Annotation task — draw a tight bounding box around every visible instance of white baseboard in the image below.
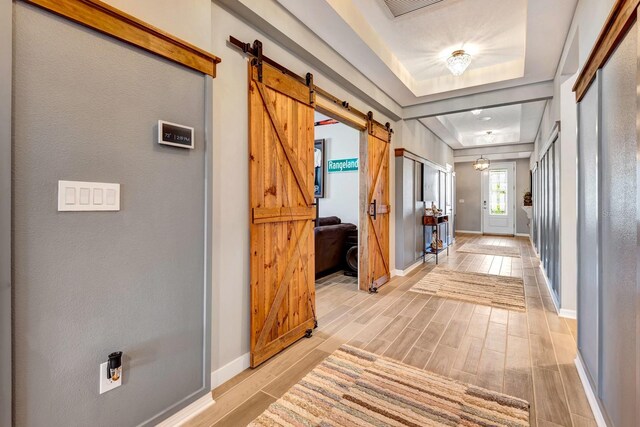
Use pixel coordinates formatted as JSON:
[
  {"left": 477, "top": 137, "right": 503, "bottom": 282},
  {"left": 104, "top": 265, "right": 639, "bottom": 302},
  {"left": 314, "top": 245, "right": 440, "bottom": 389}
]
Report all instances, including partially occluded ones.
[
  {"left": 155, "top": 393, "right": 215, "bottom": 427},
  {"left": 211, "top": 352, "right": 251, "bottom": 389},
  {"left": 455, "top": 230, "right": 481, "bottom": 234},
  {"left": 559, "top": 308, "right": 577, "bottom": 319},
  {"left": 538, "top": 265, "right": 560, "bottom": 313},
  {"left": 515, "top": 232, "right": 530, "bottom": 237},
  {"left": 575, "top": 356, "right": 607, "bottom": 427},
  {"left": 538, "top": 265, "right": 577, "bottom": 319},
  {"left": 394, "top": 260, "right": 423, "bottom": 277}
]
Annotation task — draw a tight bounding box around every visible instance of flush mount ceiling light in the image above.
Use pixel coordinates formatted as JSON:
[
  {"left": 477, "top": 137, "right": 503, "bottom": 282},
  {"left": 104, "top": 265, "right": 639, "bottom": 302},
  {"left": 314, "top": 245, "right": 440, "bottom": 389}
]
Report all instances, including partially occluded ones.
[
  {"left": 483, "top": 131, "right": 495, "bottom": 144},
  {"left": 479, "top": 116, "right": 492, "bottom": 121},
  {"left": 446, "top": 50, "right": 471, "bottom": 76},
  {"left": 471, "top": 109, "right": 483, "bottom": 115},
  {"left": 473, "top": 155, "right": 490, "bottom": 171}
]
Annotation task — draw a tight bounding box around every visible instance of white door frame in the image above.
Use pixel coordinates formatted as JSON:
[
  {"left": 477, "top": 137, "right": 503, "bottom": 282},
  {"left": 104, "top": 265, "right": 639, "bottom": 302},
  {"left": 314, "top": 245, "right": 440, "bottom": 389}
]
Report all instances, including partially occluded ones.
[{"left": 481, "top": 161, "right": 516, "bottom": 235}]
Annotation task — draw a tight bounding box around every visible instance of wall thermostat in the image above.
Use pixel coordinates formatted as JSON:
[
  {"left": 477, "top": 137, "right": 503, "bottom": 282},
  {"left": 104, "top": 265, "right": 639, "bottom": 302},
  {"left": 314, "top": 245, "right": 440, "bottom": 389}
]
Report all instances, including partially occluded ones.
[{"left": 158, "top": 120, "right": 194, "bottom": 149}]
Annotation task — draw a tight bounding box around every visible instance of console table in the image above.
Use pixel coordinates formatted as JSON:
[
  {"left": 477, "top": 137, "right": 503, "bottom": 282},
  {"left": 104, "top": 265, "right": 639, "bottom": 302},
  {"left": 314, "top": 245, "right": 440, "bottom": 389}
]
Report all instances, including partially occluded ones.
[{"left": 423, "top": 214, "right": 449, "bottom": 264}]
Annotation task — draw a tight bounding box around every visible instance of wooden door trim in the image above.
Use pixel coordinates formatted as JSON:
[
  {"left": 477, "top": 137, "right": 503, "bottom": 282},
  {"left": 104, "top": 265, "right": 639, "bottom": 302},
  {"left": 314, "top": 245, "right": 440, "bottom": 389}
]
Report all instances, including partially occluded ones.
[
  {"left": 255, "top": 81, "right": 313, "bottom": 206},
  {"left": 24, "top": 0, "right": 221, "bottom": 77},
  {"left": 573, "top": 0, "right": 640, "bottom": 101}
]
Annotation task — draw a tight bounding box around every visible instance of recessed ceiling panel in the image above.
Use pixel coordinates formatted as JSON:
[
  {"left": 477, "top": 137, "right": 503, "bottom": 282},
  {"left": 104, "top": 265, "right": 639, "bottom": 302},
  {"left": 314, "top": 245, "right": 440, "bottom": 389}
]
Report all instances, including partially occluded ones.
[
  {"left": 431, "top": 101, "right": 546, "bottom": 148},
  {"left": 383, "top": 0, "right": 446, "bottom": 17}
]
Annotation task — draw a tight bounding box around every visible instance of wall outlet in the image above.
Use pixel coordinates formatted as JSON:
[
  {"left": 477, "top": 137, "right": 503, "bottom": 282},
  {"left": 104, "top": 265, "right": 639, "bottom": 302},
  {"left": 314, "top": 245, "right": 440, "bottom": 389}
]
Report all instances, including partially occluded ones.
[
  {"left": 99, "top": 361, "right": 121, "bottom": 394},
  {"left": 459, "top": 199, "right": 465, "bottom": 203}
]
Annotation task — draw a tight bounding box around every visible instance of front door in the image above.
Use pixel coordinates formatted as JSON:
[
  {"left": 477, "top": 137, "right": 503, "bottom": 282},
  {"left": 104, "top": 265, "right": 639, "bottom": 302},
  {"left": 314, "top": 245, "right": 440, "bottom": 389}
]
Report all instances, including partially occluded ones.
[{"left": 482, "top": 162, "right": 516, "bottom": 235}]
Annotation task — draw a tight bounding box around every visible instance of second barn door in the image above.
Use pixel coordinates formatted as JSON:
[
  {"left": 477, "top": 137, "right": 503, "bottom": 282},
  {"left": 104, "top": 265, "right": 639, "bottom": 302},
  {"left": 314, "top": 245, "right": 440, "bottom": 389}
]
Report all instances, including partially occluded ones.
[
  {"left": 363, "top": 119, "right": 391, "bottom": 291},
  {"left": 249, "top": 61, "right": 316, "bottom": 367}
]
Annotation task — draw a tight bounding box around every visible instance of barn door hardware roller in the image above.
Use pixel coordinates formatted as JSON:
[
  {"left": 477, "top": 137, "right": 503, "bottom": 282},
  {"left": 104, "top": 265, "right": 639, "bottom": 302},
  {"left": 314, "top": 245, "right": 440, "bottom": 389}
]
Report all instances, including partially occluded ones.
[
  {"left": 228, "top": 36, "right": 393, "bottom": 131},
  {"left": 306, "top": 72, "right": 316, "bottom": 105}
]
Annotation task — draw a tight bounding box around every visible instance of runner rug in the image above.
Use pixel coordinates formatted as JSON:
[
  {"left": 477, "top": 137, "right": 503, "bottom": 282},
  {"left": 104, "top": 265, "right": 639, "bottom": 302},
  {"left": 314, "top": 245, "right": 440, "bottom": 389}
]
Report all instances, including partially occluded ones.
[
  {"left": 249, "top": 345, "right": 530, "bottom": 426},
  {"left": 409, "top": 265, "right": 526, "bottom": 311},
  {"left": 456, "top": 243, "right": 521, "bottom": 258}
]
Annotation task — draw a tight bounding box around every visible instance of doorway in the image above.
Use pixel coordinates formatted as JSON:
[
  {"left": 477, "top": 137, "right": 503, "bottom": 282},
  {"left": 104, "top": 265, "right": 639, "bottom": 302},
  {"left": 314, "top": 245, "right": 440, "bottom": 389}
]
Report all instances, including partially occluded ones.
[
  {"left": 481, "top": 161, "right": 516, "bottom": 235},
  {"left": 313, "top": 112, "right": 360, "bottom": 293}
]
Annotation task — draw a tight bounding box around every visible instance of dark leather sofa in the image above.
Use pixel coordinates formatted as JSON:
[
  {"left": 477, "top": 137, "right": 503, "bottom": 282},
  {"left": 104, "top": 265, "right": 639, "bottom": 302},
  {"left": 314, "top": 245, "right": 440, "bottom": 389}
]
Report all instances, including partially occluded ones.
[{"left": 314, "top": 216, "right": 357, "bottom": 277}]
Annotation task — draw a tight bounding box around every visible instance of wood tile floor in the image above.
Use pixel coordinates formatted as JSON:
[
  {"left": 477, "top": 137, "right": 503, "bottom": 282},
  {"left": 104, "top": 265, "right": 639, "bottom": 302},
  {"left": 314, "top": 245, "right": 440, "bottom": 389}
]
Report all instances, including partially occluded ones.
[{"left": 187, "top": 234, "right": 594, "bottom": 427}]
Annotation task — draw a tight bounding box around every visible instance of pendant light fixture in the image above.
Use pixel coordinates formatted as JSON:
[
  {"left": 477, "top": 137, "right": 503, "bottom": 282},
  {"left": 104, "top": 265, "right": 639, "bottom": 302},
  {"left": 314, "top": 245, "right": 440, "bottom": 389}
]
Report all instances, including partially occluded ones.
[
  {"left": 473, "top": 155, "right": 490, "bottom": 171},
  {"left": 446, "top": 50, "right": 471, "bottom": 76}
]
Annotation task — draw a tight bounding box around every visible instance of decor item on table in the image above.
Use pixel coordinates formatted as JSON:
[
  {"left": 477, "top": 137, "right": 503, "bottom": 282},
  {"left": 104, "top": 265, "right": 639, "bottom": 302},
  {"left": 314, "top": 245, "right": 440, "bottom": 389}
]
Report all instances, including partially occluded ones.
[
  {"left": 430, "top": 230, "right": 443, "bottom": 250},
  {"left": 456, "top": 243, "right": 521, "bottom": 258},
  {"left": 425, "top": 208, "right": 434, "bottom": 216},
  {"left": 250, "top": 345, "right": 530, "bottom": 427},
  {"left": 431, "top": 239, "right": 443, "bottom": 250},
  {"left": 314, "top": 139, "right": 325, "bottom": 198},
  {"left": 430, "top": 201, "right": 442, "bottom": 215},
  {"left": 446, "top": 49, "right": 472, "bottom": 76},
  {"left": 410, "top": 265, "right": 527, "bottom": 311},
  {"left": 473, "top": 154, "right": 490, "bottom": 171},
  {"left": 523, "top": 191, "right": 532, "bottom": 206}
]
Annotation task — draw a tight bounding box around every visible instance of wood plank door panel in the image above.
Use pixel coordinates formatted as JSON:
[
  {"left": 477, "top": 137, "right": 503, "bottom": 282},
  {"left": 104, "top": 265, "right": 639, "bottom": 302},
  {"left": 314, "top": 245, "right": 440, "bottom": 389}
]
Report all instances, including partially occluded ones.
[
  {"left": 249, "top": 62, "right": 316, "bottom": 367},
  {"left": 366, "top": 121, "right": 391, "bottom": 291}
]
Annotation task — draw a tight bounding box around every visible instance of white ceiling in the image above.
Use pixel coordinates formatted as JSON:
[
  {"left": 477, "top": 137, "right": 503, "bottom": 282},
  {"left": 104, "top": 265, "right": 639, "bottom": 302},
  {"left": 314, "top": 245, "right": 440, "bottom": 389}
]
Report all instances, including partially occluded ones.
[
  {"left": 354, "top": 0, "right": 527, "bottom": 93},
  {"left": 420, "top": 101, "right": 546, "bottom": 149},
  {"left": 277, "top": 0, "right": 577, "bottom": 105}
]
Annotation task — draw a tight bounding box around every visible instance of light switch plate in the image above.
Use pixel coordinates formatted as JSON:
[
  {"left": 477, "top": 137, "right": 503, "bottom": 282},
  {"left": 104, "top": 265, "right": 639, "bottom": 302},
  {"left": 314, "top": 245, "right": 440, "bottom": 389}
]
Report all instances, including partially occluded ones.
[
  {"left": 459, "top": 199, "right": 465, "bottom": 203},
  {"left": 99, "top": 361, "right": 121, "bottom": 394},
  {"left": 58, "top": 181, "right": 120, "bottom": 211}
]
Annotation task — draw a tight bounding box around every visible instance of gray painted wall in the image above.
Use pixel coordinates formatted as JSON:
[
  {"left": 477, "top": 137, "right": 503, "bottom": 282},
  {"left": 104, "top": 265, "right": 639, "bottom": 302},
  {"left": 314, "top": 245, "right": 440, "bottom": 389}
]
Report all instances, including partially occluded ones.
[
  {"left": 577, "top": 73, "right": 601, "bottom": 393},
  {"left": 13, "top": 4, "right": 210, "bottom": 426},
  {"left": 454, "top": 159, "right": 530, "bottom": 235},
  {"left": 394, "top": 156, "right": 424, "bottom": 270},
  {"left": 577, "top": 20, "right": 639, "bottom": 427},
  {"left": 0, "top": 0, "right": 11, "bottom": 425},
  {"left": 599, "top": 23, "right": 637, "bottom": 426},
  {"left": 455, "top": 163, "right": 483, "bottom": 232}
]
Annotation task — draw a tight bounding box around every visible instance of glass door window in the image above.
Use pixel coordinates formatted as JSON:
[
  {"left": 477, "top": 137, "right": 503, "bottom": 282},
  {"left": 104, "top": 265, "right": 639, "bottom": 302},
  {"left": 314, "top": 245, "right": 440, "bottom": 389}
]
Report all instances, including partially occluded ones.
[{"left": 489, "top": 169, "right": 508, "bottom": 215}]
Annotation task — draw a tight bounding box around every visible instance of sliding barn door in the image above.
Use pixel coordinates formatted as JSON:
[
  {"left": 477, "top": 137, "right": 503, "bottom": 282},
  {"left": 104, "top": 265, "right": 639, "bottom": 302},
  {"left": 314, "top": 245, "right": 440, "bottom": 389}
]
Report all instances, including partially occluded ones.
[
  {"left": 365, "top": 120, "right": 391, "bottom": 291},
  {"left": 249, "top": 62, "right": 316, "bottom": 367}
]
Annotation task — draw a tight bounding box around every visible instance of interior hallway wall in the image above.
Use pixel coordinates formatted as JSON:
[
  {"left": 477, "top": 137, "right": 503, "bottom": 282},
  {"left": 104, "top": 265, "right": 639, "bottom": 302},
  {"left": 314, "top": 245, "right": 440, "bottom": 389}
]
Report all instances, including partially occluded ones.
[
  {"left": 12, "top": 4, "right": 210, "bottom": 425},
  {"left": 558, "top": 73, "right": 578, "bottom": 314},
  {"left": 314, "top": 113, "right": 360, "bottom": 226},
  {"left": 454, "top": 159, "right": 530, "bottom": 235},
  {"left": 454, "top": 163, "right": 482, "bottom": 232},
  {"left": 399, "top": 120, "right": 454, "bottom": 168}
]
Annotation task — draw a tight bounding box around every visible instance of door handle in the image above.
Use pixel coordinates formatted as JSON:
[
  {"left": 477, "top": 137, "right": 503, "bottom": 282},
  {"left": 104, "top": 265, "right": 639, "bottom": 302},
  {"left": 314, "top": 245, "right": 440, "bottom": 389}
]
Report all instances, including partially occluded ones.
[{"left": 369, "top": 199, "right": 377, "bottom": 219}]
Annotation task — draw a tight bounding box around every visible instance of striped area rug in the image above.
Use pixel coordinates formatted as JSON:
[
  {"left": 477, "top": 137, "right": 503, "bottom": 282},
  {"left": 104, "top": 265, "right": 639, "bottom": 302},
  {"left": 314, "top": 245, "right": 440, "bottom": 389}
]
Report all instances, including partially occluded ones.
[
  {"left": 456, "top": 243, "right": 521, "bottom": 258},
  {"left": 250, "top": 345, "right": 530, "bottom": 426},
  {"left": 410, "top": 266, "right": 526, "bottom": 311}
]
